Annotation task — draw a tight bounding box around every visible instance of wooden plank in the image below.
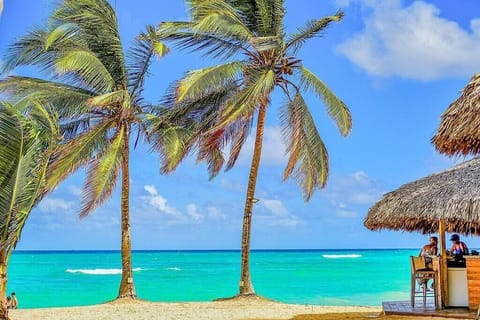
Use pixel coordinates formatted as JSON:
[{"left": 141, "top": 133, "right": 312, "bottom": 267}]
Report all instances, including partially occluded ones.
[{"left": 383, "top": 300, "right": 475, "bottom": 319}]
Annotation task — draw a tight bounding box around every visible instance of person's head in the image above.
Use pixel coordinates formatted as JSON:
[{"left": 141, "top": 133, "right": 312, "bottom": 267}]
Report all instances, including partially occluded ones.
[
  {"left": 10, "top": 292, "right": 15, "bottom": 296},
  {"left": 6, "top": 296, "right": 11, "bottom": 302},
  {"left": 450, "top": 234, "right": 460, "bottom": 243},
  {"left": 429, "top": 236, "right": 438, "bottom": 245}
]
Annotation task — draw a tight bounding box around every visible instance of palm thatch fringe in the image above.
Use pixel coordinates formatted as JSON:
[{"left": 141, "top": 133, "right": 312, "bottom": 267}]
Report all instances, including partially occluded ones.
[
  {"left": 432, "top": 73, "right": 480, "bottom": 156},
  {"left": 364, "top": 157, "right": 480, "bottom": 235}
]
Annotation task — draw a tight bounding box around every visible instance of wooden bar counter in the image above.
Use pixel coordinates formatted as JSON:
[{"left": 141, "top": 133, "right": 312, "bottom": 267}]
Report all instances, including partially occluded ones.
[{"left": 465, "top": 256, "right": 480, "bottom": 310}]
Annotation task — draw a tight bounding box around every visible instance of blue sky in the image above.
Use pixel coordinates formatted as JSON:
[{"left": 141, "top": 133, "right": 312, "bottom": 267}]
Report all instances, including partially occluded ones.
[{"left": 1, "top": 0, "right": 479, "bottom": 250}]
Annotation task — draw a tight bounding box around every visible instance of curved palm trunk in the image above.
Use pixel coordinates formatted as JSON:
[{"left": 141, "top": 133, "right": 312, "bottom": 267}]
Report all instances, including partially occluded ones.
[
  {"left": 0, "top": 251, "right": 8, "bottom": 320},
  {"left": 239, "top": 99, "right": 268, "bottom": 296},
  {"left": 117, "top": 127, "right": 136, "bottom": 299}
]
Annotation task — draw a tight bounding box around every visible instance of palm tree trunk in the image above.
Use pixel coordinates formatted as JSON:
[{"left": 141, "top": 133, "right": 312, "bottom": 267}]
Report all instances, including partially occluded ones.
[
  {"left": 239, "top": 99, "right": 268, "bottom": 296},
  {"left": 117, "top": 127, "right": 136, "bottom": 299},
  {"left": 0, "top": 250, "right": 9, "bottom": 320}
]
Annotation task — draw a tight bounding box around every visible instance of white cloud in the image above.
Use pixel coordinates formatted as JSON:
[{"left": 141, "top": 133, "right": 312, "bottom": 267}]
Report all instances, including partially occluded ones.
[
  {"left": 68, "top": 185, "right": 83, "bottom": 197},
  {"left": 140, "top": 185, "right": 228, "bottom": 224},
  {"left": 220, "top": 178, "right": 244, "bottom": 192},
  {"left": 144, "top": 184, "right": 158, "bottom": 196},
  {"left": 337, "top": 0, "right": 480, "bottom": 80},
  {"left": 327, "top": 170, "right": 383, "bottom": 205},
  {"left": 37, "top": 197, "right": 73, "bottom": 213},
  {"left": 238, "top": 126, "right": 287, "bottom": 166},
  {"left": 0, "top": 0, "right": 3, "bottom": 17},
  {"left": 186, "top": 204, "right": 204, "bottom": 221},
  {"left": 336, "top": 208, "right": 359, "bottom": 218},
  {"left": 256, "top": 199, "right": 303, "bottom": 228},
  {"left": 258, "top": 214, "right": 302, "bottom": 228},
  {"left": 140, "top": 185, "right": 182, "bottom": 219},
  {"left": 261, "top": 199, "right": 289, "bottom": 217},
  {"left": 207, "top": 206, "right": 226, "bottom": 220}
]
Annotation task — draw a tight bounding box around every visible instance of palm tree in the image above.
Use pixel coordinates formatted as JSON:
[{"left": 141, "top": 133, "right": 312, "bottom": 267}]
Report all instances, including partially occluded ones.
[
  {"left": 159, "top": 0, "right": 352, "bottom": 296},
  {"left": 0, "top": 0, "right": 175, "bottom": 299},
  {"left": 0, "top": 100, "right": 59, "bottom": 320}
]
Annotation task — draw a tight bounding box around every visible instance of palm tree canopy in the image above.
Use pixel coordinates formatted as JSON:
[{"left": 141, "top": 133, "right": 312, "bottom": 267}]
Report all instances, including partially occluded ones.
[
  {"left": 0, "top": 0, "right": 174, "bottom": 217},
  {"left": 157, "top": 0, "right": 352, "bottom": 200},
  {"left": 365, "top": 157, "right": 480, "bottom": 236},
  {"left": 0, "top": 100, "right": 59, "bottom": 254},
  {"left": 432, "top": 73, "right": 480, "bottom": 156}
]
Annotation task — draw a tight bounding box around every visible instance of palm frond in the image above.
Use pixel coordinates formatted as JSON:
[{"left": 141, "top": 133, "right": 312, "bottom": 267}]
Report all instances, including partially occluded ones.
[
  {"left": 225, "top": 116, "right": 253, "bottom": 170},
  {"left": 249, "top": 36, "right": 282, "bottom": 52},
  {"left": 300, "top": 66, "right": 351, "bottom": 136},
  {"left": 1, "top": 29, "right": 59, "bottom": 74},
  {"left": 176, "top": 61, "right": 243, "bottom": 102},
  {"left": 214, "top": 67, "right": 275, "bottom": 130},
  {"left": 0, "top": 101, "right": 59, "bottom": 252},
  {"left": 154, "top": 124, "right": 195, "bottom": 174},
  {"left": 280, "top": 93, "right": 328, "bottom": 200},
  {"left": 60, "top": 118, "right": 91, "bottom": 141},
  {"left": 45, "top": 119, "right": 111, "bottom": 192},
  {"left": 254, "top": 0, "right": 284, "bottom": 36},
  {"left": 79, "top": 126, "right": 124, "bottom": 218},
  {"left": 55, "top": 50, "right": 115, "bottom": 92},
  {"left": 188, "top": 0, "right": 246, "bottom": 23},
  {"left": 52, "top": 0, "right": 127, "bottom": 85},
  {"left": 0, "top": 76, "right": 94, "bottom": 118},
  {"left": 128, "top": 25, "right": 169, "bottom": 99},
  {"left": 45, "top": 22, "right": 83, "bottom": 50},
  {"left": 193, "top": 12, "right": 252, "bottom": 42},
  {"left": 88, "top": 90, "right": 127, "bottom": 107},
  {"left": 197, "top": 128, "right": 227, "bottom": 178},
  {"left": 158, "top": 21, "right": 246, "bottom": 59},
  {"left": 286, "top": 12, "right": 344, "bottom": 54}
]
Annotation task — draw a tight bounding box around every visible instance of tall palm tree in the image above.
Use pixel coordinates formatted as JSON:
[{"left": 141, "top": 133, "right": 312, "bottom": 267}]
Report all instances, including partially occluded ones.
[
  {"left": 159, "top": 0, "right": 352, "bottom": 296},
  {"left": 0, "top": 100, "right": 59, "bottom": 320},
  {"left": 0, "top": 0, "right": 175, "bottom": 299}
]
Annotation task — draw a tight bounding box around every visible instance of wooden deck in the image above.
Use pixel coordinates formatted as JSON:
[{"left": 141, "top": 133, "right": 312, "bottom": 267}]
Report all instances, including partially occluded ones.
[{"left": 383, "top": 301, "right": 476, "bottom": 319}]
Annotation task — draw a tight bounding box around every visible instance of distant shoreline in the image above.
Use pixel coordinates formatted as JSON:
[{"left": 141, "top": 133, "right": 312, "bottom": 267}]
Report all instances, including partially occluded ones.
[{"left": 13, "top": 248, "right": 418, "bottom": 253}]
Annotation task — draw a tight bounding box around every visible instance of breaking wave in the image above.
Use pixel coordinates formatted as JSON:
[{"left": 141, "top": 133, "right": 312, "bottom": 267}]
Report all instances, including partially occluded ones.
[{"left": 66, "top": 267, "right": 143, "bottom": 275}]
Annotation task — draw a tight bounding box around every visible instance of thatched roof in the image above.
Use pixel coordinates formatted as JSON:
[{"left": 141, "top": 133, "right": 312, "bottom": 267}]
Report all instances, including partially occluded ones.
[
  {"left": 432, "top": 73, "right": 480, "bottom": 156},
  {"left": 364, "top": 157, "right": 480, "bottom": 235}
]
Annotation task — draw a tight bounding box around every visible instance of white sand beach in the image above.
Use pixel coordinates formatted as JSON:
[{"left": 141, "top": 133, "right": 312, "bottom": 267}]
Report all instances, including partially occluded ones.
[{"left": 8, "top": 298, "right": 382, "bottom": 320}]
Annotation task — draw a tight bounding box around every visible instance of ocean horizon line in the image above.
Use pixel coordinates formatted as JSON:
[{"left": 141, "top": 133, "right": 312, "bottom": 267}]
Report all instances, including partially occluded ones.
[{"left": 13, "top": 248, "right": 418, "bottom": 254}]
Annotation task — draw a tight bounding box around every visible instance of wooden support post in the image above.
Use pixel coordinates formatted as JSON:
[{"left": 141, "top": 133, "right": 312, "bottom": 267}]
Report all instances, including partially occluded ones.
[{"left": 439, "top": 219, "right": 448, "bottom": 308}]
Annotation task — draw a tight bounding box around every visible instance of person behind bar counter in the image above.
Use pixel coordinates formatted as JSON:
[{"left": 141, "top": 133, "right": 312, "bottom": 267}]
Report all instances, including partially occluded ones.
[{"left": 450, "top": 234, "right": 469, "bottom": 256}]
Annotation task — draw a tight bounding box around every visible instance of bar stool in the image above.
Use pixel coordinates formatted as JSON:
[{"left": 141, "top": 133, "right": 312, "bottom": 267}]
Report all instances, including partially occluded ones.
[{"left": 410, "top": 256, "right": 438, "bottom": 308}]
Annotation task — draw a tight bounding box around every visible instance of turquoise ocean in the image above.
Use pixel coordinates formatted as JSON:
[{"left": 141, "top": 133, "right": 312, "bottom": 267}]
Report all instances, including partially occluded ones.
[{"left": 8, "top": 249, "right": 418, "bottom": 309}]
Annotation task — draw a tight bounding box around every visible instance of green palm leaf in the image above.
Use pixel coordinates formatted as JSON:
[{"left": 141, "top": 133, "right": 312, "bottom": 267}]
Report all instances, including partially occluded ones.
[
  {"left": 51, "top": 0, "right": 126, "bottom": 84},
  {"left": 0, "top": 76, "right": 94, "bottom": 117},
  {"left": 177, "top": 61, "right": 243, "bottom": 102},
  {"left": 128, "top": 25, "right": 169, "bottom": 101},
  {"left": 1, "top": 29, "right": 59, "bottom": 74},
  {"left": 286, "top": 12, "right": 344, "bottom": 54},
  {"left": 88, "top": 90, "right": 127, "bottom": 107},
  {"left": 300, "top": 66, "right": 351, "bottom": 136},
  {"left": 55, "top": 50, "right": 115, "bottom": 92},
  {"left": 215, "top": 67, "right": 275, "bottom": 129},
  {"left": 45, "top": 23, "right": 82, "bottom": 50},
  {"left": 80, "top": 127, "right": 124, "bottom": 217},
  {"left": 45, "top": 120, "right": 111, "bottom": 192},
  {"left": 280, "top": 94, "right": 328, "bottom": 199},
  {"left": 0, "top": 101, "right": 59, "bottom": 253}
]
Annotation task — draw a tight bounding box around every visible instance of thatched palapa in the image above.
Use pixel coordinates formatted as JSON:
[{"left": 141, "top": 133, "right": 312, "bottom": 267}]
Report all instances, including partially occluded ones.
[
  {"left": 364, "top": 157, "right": 480, "bottom": 235},
  {"left": 432, "top": 73, "right": 480, "bottom": 156}
]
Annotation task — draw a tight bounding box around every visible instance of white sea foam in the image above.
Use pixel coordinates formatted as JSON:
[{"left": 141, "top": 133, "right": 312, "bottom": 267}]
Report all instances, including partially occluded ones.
[
  {"left": 322, "top": 254, "right": 362, "bottom": 259},
  {"left": 166, "top": 267, "right": 181, "bottom": 271},
  {"left": 66, "top": 267, "right": 143, "bottom": 275}
]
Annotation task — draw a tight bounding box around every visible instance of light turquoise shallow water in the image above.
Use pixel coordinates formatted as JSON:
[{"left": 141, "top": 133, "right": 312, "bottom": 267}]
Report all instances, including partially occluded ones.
[{"left": 7, "top": 249, "right": 417, "bottom": 309}]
